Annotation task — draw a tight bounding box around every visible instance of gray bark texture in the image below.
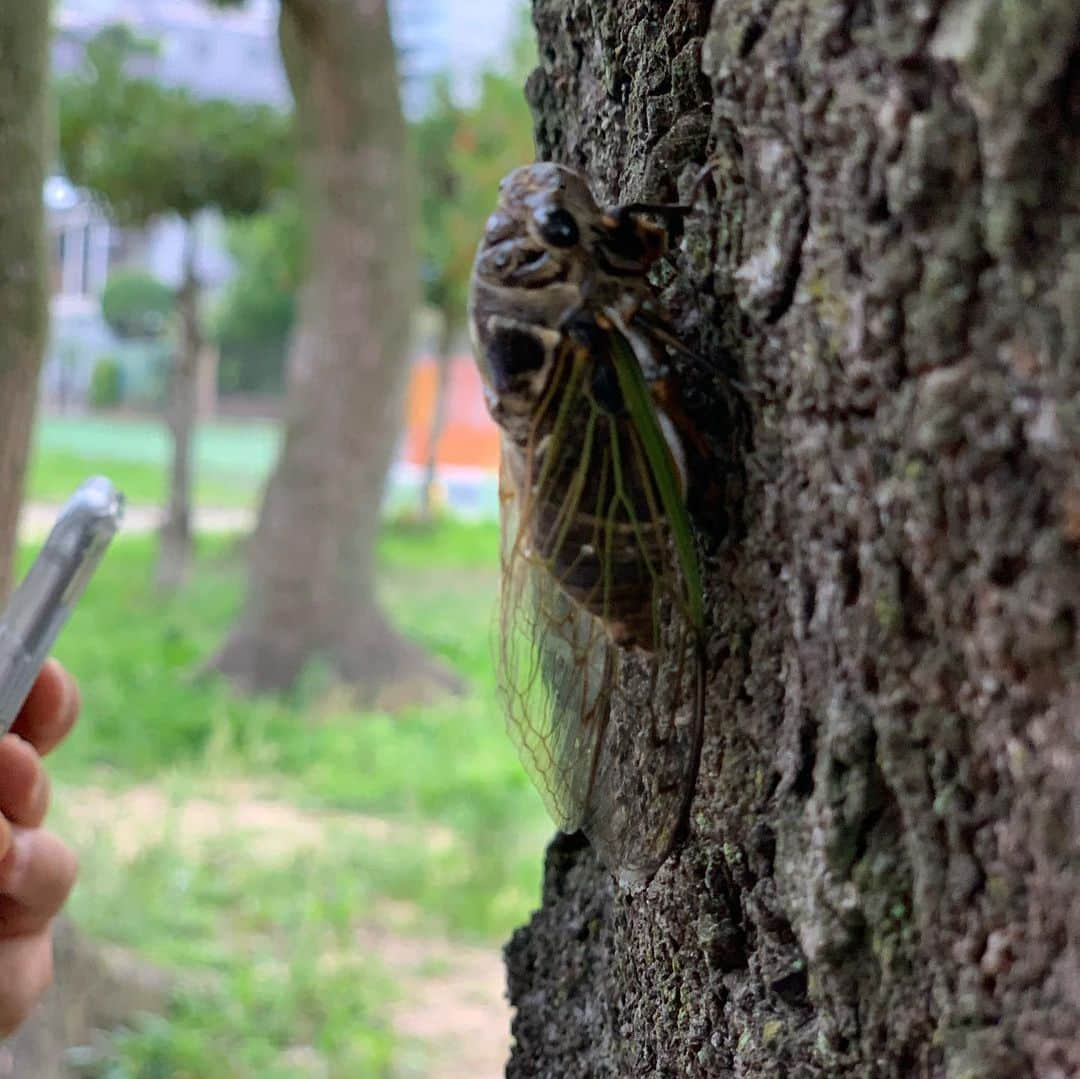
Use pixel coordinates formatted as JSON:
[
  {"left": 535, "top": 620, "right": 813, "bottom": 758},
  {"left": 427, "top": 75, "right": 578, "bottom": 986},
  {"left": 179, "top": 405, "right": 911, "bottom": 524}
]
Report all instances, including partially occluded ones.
[
  {"left": 0, "top": 2, "right": 48, "bottom": 600},
  {"left": 508, "top": 1, "right": 1080, "bottom": 1076}
]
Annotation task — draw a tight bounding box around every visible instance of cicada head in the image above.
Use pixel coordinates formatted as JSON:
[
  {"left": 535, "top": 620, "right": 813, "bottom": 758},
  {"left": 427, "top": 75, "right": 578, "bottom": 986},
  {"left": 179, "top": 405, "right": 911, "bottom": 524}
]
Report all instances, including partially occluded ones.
[{"left": 469, "top": 163, "right": 677, "bottom": 437}]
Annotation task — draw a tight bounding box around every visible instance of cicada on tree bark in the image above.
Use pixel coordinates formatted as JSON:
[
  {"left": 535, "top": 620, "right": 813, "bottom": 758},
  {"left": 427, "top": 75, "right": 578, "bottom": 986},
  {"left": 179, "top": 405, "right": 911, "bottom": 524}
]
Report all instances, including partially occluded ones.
[{"left": 469, "top": 163, "right": 712, "bottom": 883}]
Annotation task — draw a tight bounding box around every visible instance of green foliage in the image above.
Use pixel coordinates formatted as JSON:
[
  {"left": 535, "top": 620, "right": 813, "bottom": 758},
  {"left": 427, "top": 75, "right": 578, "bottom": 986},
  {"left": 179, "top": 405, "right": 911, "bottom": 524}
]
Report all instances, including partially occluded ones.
[
  {"left": 412, "top": 25, "right": 536, "bottom": 331},
  {"left": 210, "top": 198, "right": 303, "bottom": 396},
  {"left": 413, "top": 77, "right": 466, "bottom": 317},
  {"left": 57, "top": 26, "right": 293, "bottom": 226},
  {"left": 102, "top": 268, "right": 174, "bottom": 339},
  {"left": 88, "top": 355, "right": 124, "bottom": 409}
]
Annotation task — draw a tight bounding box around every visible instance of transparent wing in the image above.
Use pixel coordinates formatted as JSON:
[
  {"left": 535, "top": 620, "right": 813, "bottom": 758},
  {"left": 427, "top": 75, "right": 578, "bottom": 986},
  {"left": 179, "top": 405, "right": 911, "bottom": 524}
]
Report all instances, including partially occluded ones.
[
  {"left": 495, "top": 322, "right": 704, "bottom": 882},
  {"left": 497, "top": 449, "right": 612, "bottom": 833}
]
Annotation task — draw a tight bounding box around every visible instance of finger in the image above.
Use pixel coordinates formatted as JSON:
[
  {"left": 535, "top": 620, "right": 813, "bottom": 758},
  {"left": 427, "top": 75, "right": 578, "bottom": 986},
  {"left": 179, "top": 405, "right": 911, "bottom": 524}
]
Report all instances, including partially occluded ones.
[
  {"left": 0, "top": 931, "right": 53, "bottom": 1038},
  {"left": 11, "top": 659, "right": 81, "bottom": 757},
  {"left": 0, "top": 896, "right": 57, "bottom": 941},
  {"left": 0, "top": 737, "right": 48, "bottom": 828},
  {"left": 0, "top": 830, "right": 77, "bottom": 934}
]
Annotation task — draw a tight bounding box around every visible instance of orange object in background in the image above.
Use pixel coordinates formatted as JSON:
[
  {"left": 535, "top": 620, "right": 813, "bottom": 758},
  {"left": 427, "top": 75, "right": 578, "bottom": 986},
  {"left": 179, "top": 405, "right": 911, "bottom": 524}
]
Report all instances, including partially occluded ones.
[{"left": 403, "top": 355, "right": 500, "bottom": 471}]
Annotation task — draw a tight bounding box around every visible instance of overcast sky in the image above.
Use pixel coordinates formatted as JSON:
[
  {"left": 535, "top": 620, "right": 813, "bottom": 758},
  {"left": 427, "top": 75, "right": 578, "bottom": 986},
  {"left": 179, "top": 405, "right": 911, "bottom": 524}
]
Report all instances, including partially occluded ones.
[{"left": 393, "top": 0, "right": 527, "bottom": 110}]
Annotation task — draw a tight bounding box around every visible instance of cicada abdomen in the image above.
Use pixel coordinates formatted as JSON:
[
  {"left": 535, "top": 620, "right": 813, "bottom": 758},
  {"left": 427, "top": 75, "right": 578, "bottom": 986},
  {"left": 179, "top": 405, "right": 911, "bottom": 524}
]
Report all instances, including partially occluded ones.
[{"left": 469, "top": 163, "right": 707, "bottom": 881}]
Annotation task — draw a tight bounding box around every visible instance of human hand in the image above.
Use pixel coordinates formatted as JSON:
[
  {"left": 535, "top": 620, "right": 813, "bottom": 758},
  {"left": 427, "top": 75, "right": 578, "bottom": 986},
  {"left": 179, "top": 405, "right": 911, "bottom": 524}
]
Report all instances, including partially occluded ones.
[{"left": 0, "top": 660, "right": 80, "bottom": 1037}]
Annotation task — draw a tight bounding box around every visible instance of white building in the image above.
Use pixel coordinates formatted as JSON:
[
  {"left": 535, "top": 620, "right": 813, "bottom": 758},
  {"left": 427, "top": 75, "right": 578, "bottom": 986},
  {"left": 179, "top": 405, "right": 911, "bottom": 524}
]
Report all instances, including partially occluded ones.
[
  {"left": 52, "top": 0, "right": 524, "bottom": 116},
  {"left": 53, "top": 0, "right": 288, "bottom": 106}
]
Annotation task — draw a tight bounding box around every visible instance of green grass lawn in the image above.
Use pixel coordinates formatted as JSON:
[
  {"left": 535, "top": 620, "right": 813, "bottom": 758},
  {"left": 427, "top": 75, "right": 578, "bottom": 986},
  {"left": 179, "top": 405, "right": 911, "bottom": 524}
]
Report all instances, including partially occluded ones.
[
  {"left": 27, "top": 414, "right": 280, "bottom": 508},
  {"left": 26, "top": 519, "right": 550, "bottom": 1077}
]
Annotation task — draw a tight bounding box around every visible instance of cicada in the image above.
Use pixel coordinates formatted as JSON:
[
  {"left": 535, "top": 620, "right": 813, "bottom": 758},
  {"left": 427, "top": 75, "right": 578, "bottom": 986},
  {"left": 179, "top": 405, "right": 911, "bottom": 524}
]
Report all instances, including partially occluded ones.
[{"left": 468, "top": 162, "right": 708, "bottom": 883}]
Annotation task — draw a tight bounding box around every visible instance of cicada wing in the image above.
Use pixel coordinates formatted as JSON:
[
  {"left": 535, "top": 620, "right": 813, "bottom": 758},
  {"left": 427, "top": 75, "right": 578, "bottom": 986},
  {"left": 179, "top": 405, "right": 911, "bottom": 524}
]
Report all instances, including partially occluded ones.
[
  {"left": 575, "top": 615, "right": 704, "bottom": 885},
  {"left": 497, "top": 450, "right": 612, "bottom": 833},
  {"left": 495, "top": 316, "right": 706, "bottom": 883},
  {"left": 574, "top": 319, "right": 707, "bottom": 883}
]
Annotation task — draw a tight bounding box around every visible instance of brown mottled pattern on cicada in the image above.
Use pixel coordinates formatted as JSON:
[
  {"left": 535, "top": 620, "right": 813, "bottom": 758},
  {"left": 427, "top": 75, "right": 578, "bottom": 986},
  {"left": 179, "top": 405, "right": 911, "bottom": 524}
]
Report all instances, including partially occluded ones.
[
  {"left": 469, "top": 163, "right": 707, "bottom": 882},
  {"left": 524, "top": 351, "right": 675, "bottom": 651}
]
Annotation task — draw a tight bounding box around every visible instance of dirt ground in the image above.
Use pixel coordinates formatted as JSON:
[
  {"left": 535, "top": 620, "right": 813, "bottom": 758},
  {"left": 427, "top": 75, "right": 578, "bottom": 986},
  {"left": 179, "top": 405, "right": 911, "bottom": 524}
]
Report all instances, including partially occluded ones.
[{"left": 66, "top": 782, "right": 513, "bottom": 1078}]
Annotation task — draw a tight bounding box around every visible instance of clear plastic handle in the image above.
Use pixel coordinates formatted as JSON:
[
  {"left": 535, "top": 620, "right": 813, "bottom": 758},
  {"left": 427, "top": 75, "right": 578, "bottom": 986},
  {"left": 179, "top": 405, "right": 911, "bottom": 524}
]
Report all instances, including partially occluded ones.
[{"left": 0, "top": 477, "right": 124, "bottom": 733}]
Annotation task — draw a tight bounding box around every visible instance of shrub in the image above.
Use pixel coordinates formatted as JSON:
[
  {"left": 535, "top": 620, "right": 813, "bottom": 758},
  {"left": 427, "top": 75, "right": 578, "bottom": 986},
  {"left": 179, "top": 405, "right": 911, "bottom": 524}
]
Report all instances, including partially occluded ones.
[
  {"left": 102, "top": 269, "right": 174, "bottom": 340},
  {"left": 88, "top": 355, "right": 125, "bottom": 409}
]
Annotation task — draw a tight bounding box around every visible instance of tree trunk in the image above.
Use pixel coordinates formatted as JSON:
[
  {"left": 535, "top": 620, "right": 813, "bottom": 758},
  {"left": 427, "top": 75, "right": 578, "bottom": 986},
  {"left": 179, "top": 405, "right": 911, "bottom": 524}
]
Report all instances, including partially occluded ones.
[
  {"left": 210, "top": 0, "right": 458, "bottom": 697},
  {"left": 508, "top": 2, "right": 1080, "bottom": 1076},
  {"left": 10, "top": 917, "right": 172, "bottom": 1078},
  {"left": 418, "top": 312, "right": 455, "bottom": 523},
  {"left": 156, "top": 220, "right": 199, "bottom": 592},
  {"left": 0, "top": 2, "right": 49, "bottom": 601}
]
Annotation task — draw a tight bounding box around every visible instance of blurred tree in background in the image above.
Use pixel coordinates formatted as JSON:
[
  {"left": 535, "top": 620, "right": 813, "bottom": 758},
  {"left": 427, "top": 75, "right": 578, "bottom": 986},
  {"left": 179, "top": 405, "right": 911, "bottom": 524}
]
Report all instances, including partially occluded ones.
[
  {"left": 210, "top": 0, "right": 457, "bottom": 698},
  {"left": 411, "top": 32, "right": 535, "bottom": 518},
  {"left": 0, "top": 2, "right": 49, "bottom": 600},
  {"left": 210, "top": 196, "right": 302, "bottom": 398},
  {"left": 57, "top": 26, "right": 292, "bottom": 590},
  {"left": 208, "top": 23, "right": 536, "bottom": 431}
]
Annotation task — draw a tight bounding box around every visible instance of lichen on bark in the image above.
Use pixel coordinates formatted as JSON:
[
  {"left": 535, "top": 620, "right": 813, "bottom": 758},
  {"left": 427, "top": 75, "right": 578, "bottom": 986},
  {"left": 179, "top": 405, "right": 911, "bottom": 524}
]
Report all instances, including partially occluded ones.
[{"left": 508, "top": 1, "right": 1080, "bottom": 1075}]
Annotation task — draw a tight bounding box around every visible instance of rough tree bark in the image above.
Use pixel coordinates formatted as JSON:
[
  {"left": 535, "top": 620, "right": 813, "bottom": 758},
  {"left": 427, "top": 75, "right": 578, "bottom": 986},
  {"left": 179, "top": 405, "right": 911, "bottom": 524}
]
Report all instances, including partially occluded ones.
[
  {"left": 156, "top": 220, "right": 200, "bottom": 592},
  {"left": 508, "top": 1, "right": 1080, "bottom": 1076},
  {"left": 0, "top": 2, "right": 48, "bottom": 600},
  {"left": 211, "top": 0, "right": 457, "bottom": 696}
]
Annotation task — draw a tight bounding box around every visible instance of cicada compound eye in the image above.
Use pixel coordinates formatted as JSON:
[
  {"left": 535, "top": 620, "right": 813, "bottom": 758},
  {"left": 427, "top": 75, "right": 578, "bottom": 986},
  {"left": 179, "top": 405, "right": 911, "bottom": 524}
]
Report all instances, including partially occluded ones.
[{"left": 535, "top": 206, "right": 580, "bottom": 249}]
